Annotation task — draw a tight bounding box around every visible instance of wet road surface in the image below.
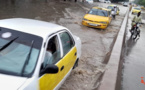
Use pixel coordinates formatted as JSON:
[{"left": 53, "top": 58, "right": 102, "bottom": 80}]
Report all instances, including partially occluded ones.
[
  {"left": 121, "top": 10, "right": 145, "bottom": 90},
  {"left": 0, "top": 1, "right": 127, "bottom": 89}
]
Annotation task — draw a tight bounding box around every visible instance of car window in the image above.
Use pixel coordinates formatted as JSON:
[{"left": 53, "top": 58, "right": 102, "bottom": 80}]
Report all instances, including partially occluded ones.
[
  {"left": 107, "top": 6, "right": 113, "bottom": 10},
  {"left": 59, "top": 32, "right": 74, "bottom": 56},
  {"left": 134, "top": 8, "right": 141, "bottom": 10},
  {"left": 88, "top": 8, "right": 108, "bottom": 17},
  {"left": 124, "top": 2, "right": 128, "bottom": 4},
  {"left": 0, "top": 27, "right": 42, "bottom": 77},
  {"left": 43, "top": 35, "right": 61, "bottom": 68},
  {"left": 108, "top": 11, "right": 111, "bottom": 15},
  {"left": 117, "top": 7, "right": 120, "bottom": 11}
]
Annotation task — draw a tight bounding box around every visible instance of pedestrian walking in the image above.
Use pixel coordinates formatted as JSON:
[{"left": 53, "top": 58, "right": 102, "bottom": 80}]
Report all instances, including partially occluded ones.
[
  {"left": 111, "top": 8, "right": 115, "bottom": 19},
  {"left": 129, "top": 4, "right": 133, "bottom": 12},
  {"left": 114, "top": 6, "right": 117, "bottom": 15}
]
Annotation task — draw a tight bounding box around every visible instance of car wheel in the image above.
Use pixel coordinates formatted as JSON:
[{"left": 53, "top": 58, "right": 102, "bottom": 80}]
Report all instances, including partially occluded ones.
[{"left": 73, "top": 58, "right": 79, "bottom": 69}]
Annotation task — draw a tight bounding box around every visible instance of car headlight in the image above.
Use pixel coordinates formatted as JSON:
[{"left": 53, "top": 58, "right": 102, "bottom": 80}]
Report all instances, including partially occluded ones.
[
  {"left": 100, "top": 22, "right": 107, "bottom": 24},
  {"left": 83, "top": 18, "right": 88, "bottom": 21}
]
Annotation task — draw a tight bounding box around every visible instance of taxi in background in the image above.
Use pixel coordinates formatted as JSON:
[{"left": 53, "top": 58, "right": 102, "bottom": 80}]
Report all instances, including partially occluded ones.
[
  {"left": 82, "top": 7, "right": 112, "bottom": 29},
  {"left": 141, "top": 6, "right": 145, "bottom": 10},
  {"left": 132, "top": 7, "right": 141, "bottom": 14},
  {"left": 107, "top": 5, "right": 120, "bottom": 15}
]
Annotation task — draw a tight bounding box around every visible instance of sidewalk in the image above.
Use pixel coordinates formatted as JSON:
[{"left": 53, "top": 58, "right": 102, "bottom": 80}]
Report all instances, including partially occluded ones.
[{"left": 121, "top": 11, "right": 145, "bottom": 90}]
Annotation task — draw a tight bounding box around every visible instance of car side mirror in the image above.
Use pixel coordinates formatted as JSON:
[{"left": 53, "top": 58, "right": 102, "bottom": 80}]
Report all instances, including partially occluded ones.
[{"left": 44, "top": 64, "right": 59, "bottom": 74}]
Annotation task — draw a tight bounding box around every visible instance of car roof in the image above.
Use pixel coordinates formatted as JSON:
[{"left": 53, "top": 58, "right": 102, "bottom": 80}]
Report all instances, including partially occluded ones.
[
  {"left": 0, "top": 18, "right": 66, "bottom": 39},
  {"left": 93, "top": 7, "right": 110, "bottom": 11},
  {"left": 109, "top": 5, "right": 117, "bottom": 7},
  {"left": 134, "top": 7, "right": 141, "bottom": 9}
]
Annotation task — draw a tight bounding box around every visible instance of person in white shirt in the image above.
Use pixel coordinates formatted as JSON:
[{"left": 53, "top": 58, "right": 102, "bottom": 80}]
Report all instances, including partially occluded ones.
[
  {"left": 111, "top": 8, "right": 115, "bottom": 19},
  {"left": 114, "top": 6, "right": 117, "bottom": 15},
  {"left": 43, "top": 42, "right": 54, "bottom": 68}
]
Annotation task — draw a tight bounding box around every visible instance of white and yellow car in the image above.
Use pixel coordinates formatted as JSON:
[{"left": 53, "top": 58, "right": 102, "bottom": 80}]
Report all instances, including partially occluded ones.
[{"left": 0, "top": 18, "right": 81, "bottom": 90}]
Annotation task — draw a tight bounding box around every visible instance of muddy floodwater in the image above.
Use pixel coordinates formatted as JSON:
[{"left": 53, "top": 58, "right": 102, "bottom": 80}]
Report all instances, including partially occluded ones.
[{"left": 0, "top": 1, "right": 127, "bottom": 89}]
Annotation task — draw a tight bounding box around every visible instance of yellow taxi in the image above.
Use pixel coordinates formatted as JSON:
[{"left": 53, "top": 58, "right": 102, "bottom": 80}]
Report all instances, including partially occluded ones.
[
  {"left": 107, "top": 5, "right": 120, "bottom": 15},
  {"left": 132, "top": 7, "right": 141, "bottom": 14},
  {"left": 141, "top": 6, "right": 145, "bottom": 10},
  {"left": 82, "top": 7, "right": 112, "bottom": 29}
]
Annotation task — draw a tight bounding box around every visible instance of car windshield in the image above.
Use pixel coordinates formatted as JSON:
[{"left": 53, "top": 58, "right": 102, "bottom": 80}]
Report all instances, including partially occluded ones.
[
  {"left": 107, "top": 6, "right": 119, "bottom": 11},
  {"left": 0, "top": 27, "right": 42, "bottom": 77},
  {"left": 107, "top": 6, "right": 113, "bottom": 10},
  {"left": 124, "top": 2, "right": 128, "bottom": 4},
  {"left": 88, "top": 8, "right": 108, "bottom": 17},
  {"left": 134, "top": 8, "right": 141, "bottom": 10}
]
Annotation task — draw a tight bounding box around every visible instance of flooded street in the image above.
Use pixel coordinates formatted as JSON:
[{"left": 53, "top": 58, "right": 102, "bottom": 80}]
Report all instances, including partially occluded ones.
[
  {"left": 0, "top": 1, "right": 127, "bottom": 89},
  {"left": 121, "top": 11, "right": 145, "bottom": 90}
]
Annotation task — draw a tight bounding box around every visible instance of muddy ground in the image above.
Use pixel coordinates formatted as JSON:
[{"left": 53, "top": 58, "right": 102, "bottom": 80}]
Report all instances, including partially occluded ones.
[{"left": 0, "top": 1, "right": 127, "bottom": 90}]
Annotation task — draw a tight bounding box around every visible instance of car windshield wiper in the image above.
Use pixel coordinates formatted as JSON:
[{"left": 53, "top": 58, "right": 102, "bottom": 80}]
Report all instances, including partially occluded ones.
[
  {"left": 21, "top": 40, "right": 34, "bottom": 76},
  {"left": 102, "top": 11, "right": 106, "bottom": 17},
  {"left": 0, "top": 37, "right": 19, "bottom": 51}
]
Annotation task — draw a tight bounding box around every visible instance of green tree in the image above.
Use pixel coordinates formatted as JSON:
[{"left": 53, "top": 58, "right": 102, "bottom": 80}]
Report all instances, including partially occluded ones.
[
  {"left": 135, "top": 0, "right": 145, "bottom": 6},
  {"left": 111, "top": 0, "right": 128, "bottom": 3}
]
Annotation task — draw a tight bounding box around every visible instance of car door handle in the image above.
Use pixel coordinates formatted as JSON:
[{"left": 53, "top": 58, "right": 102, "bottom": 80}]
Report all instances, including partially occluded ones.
[
  {"left": 74, "top": 52, "right": 77, "bottom": 56},
  {"left": 60, "top": 66, "right": 64, "bottom": 71}
]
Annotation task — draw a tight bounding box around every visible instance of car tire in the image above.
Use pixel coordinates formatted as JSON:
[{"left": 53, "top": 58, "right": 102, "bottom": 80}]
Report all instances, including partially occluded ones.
[{"left": 73, "top": 58, "right": 79, "bottom": 69}]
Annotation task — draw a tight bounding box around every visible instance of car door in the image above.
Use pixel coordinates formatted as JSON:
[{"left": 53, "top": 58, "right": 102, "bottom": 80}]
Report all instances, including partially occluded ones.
[
  {"left": 108, "top": 11, "right": 112, "bottom": 24},
  {"left": 117, "top": 7, "right": 120, "bottom": 14},
  {"left": 58, "top": 31, "right": 77, "bottom": 77},
  {"left": 39, "top": 34, "right": 64, "bottom": 90}
]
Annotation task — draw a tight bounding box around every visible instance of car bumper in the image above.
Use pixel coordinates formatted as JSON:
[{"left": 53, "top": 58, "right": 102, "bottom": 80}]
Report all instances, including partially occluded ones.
[
  {"left": 82, "top": 20, "right": 108, "bottom": 29},
  {"left": 117, "top": 12, "right": 119, "bottom": 15},
  {"left": 132, "top": 11, "right": 140, "bottom": 14},
  {"left": 123, "top": 5, "right": 128, "bottom": 7}
]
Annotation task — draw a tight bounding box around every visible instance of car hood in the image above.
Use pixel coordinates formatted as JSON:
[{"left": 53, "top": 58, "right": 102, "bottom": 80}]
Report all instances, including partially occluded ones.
[
  {"left": 84, "top": 14, "right": 109, "bottom": 22},
  {"left": 0, "top": 74, "right": 27, "bottom": 90}
]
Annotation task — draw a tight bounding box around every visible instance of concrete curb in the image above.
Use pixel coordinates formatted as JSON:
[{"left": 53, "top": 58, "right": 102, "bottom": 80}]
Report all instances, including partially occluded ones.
[{"left": 98, "top": 9, "right": 129, "bottom": 90}]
